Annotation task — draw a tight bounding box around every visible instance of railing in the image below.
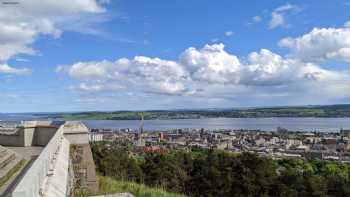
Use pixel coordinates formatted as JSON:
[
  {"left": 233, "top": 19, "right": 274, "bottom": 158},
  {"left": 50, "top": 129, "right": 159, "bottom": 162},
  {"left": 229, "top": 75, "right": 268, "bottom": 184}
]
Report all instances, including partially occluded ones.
[{"left": 12, "top": 125, "right": 66, "bottom": 197}]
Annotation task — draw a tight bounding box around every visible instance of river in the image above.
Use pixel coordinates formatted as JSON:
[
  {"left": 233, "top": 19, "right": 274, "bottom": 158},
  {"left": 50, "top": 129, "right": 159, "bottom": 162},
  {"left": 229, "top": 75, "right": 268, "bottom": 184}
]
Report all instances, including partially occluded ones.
[
  {"left": 1, "top": 114, "right": 350, "bottom": 132},
  {"left": 82, "top": 117, "right": 350, "bottom": 132}
]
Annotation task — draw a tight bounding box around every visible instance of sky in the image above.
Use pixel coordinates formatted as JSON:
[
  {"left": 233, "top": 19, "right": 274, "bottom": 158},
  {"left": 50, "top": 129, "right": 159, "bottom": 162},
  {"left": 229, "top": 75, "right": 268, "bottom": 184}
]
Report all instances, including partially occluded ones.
[{"left": 1, "top": 0, "right": 350, "bottom": 112}]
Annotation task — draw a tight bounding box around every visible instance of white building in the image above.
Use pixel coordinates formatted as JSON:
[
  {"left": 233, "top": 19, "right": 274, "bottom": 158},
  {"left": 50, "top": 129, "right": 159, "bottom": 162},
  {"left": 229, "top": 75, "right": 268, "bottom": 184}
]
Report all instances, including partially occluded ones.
[{"left": 89, "top": 132, "right": 104, "bottom": 142}]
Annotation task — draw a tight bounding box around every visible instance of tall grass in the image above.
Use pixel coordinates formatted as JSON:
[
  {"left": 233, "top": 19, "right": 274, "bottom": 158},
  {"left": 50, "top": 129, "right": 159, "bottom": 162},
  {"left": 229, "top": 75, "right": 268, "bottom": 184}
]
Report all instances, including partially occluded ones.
[{"left": 97, "top": 176, "right": 187, "bottom": 197}]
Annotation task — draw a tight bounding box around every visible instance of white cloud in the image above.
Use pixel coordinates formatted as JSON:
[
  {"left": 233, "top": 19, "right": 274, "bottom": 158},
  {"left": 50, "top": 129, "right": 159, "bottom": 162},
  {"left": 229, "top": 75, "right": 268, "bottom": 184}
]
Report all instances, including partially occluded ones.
[
  {"left": 224, "top": 31, "right": 234, "bottom": 37},
  {"left": 180, "top": 44, "right": 334, "bottom": 86},
  {"left": 243, "top": 49, "right": 299, "bottom": 85},
  {"left": 279, "top": 26, "right": 350, "bottom": 62},
  {"left": 274, "top": 3, "right": 296, "bottom": 12},
  {"left": 269, "top": 12, "right": 285, "bottom": 29},
  {"left": 180, "top": 44, "right": 241, "bottom": 84},
  {"left": 269, "top": 3, "right": 298, "bottom": 29},
  {"left": 0, "top": 0, "right": 106, "bottom": 75},
  {"left": 59, "top": 56, "right": 191, "bottom": 95},
  {"left": 0, "top": 64, "right": 31, "bottom": 75},
  {"left": 59, "top": 43, "right": 350, "bottom": 103},
  {"left": 253, "top": 16, "right": 262, "bottom": 23},
  {"left": 55, "top": 17, "right": 350, "bottom": 106},
  {"left": 0, "top": 0, "right": 105, "bottom": 61}
]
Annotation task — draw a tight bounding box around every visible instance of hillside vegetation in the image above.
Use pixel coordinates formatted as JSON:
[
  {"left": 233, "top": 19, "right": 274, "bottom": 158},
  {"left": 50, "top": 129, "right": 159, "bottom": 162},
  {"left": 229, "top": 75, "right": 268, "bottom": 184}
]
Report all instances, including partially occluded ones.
[
  {"left": 91, "top": 142, "right": 350, "bottom": 197},
  {"left": 44, "top": 104, "right": 350, "bottom": 120},
  {"left": 98, "top": 176, "right": 186, "bottom": 197}
]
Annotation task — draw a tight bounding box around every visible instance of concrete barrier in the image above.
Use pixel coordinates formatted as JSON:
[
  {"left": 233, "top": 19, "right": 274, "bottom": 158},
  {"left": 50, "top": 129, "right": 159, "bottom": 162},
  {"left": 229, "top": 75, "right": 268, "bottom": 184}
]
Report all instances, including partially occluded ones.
[
  {"left": 9, "top": 121, "right": 98, "bottom": 197},
  {"left": 12, "top": 125, "right": 67, "bottom": 197},
  {"left": 0, "top": 128, "right": 25, "bottom": 147},
  {"left": 0, "top": 121, "right": 57, "bottom": 147}
]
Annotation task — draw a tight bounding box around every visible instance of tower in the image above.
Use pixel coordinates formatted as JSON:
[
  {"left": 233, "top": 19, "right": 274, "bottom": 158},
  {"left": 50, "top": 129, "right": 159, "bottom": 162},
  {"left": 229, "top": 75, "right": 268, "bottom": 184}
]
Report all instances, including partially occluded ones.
[
  {"left": 140, "top": 112, "right": 144, "bottom": 134},
  {"left": 136, "top": 112, "right": 145, "bottom": 146}
]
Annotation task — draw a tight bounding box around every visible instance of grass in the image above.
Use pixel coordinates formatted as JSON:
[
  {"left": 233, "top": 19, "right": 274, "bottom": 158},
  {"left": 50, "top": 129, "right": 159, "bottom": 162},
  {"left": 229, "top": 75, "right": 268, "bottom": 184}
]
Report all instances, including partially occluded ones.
[
  {"left": 0, "top": 159, "right": 26, "bottom": 188},
  {"left": 97, "top": 176, "right": 187, "bottom": 197}
]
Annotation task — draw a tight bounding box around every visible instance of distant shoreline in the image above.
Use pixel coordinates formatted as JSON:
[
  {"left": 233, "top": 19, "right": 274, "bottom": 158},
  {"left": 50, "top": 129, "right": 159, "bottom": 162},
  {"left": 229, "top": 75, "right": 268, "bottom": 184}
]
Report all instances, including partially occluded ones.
[{"left": 37, "top": 104, "right": 350, "bottom": 120}]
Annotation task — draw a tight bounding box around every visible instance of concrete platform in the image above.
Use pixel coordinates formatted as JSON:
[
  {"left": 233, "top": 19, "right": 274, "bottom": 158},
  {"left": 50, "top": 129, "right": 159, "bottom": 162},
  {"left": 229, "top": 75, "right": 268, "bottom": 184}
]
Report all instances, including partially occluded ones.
[{"left": 5, "top": 146, "right": 43, "bottom": 160}]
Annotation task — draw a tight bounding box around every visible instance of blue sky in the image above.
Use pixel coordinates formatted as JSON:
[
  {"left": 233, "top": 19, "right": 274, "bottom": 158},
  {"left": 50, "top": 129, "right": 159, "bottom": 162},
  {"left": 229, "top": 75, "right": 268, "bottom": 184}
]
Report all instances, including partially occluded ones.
[{"left": 1, "top": 0, "right": 350, "bottom": 112}]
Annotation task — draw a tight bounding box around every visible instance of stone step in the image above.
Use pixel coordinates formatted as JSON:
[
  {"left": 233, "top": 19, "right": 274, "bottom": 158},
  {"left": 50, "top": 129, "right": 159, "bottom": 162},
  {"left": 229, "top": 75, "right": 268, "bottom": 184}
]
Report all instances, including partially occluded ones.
[
  {"left": 0, "top": 156, "right": 23, "bottom": 183},
  {"left": 0, "top": 146, "right": 25, "bottom": 192},
  {"left": 0, "top": 149, "right": 8, "bottom": 158},
  {"left": 0, "top": 153, "right": 16, "bottom": 170}
]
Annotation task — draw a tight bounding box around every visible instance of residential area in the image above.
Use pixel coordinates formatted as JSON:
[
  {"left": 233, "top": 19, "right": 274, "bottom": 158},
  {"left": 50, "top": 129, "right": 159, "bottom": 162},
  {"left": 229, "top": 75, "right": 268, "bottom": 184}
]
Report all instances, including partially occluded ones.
[{"left": 89, "top": 127, "right": 350, "bottom": 162}]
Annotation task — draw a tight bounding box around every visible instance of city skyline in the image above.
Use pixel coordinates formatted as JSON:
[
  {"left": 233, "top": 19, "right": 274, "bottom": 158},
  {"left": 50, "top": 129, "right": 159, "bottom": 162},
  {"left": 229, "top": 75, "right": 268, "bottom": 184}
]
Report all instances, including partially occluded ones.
[{"left": 1, "top": 0, "right": 350, "bottom": 112}]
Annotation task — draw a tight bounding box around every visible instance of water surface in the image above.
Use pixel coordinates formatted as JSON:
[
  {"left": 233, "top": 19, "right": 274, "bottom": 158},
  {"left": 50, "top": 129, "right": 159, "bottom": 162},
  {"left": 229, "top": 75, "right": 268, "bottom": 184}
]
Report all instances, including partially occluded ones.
[{"left": 83, "top": 118, "right": 350, "bottom": 132}]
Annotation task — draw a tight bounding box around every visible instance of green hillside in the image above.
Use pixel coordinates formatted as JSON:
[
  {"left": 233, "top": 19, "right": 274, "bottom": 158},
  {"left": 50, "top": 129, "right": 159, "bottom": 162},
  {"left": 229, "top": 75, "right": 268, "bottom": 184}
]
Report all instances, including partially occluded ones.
[{"left": 42, "top": 104, "right": 350, "bottom": 120}]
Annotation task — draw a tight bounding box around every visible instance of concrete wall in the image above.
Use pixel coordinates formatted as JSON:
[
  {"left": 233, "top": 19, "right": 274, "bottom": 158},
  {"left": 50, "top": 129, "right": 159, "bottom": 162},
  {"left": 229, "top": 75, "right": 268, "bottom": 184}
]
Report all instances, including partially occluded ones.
[
  {"left": 23, "top": 128, "right": 35, "bottom": 147},
  {"left": 42, "top": 137, "right": 71, "bottom": 197},
  {"left": 34, "top": 127, "right": 57, "bottom": 146},
  {"left": 64, "top": 122, "right": 99, "bottom": 194},
  {"left": 0, "top": 126, "right": 59, "bottom": 147},
  {"left": 12, "top": 125, "right": 65, "bottom": 197},
  {"left": 70, "top": 144, "right": 99, "bottom": 194},
  {"left": 64, "top": 133, "right": 90, "bottom": 145},
  {"left": 0, "top": 128, "right": 25, "bottom": 147},
  {"left": 11, "top": 121, "right": 99, "bottom": 197}
]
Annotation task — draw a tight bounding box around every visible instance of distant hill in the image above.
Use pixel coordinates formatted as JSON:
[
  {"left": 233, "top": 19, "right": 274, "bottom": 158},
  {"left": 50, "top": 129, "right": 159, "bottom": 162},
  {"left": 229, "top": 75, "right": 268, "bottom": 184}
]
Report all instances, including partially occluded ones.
[{"left": 39, "top": 104, "right": 350, "bottom": 120}]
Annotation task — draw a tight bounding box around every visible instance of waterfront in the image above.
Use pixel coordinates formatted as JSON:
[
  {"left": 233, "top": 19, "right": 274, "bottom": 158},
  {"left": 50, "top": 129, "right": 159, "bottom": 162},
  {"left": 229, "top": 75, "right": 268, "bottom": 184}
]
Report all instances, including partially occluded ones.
[{"left": 83, "top": 117, "right": 350, "bottom": 132}]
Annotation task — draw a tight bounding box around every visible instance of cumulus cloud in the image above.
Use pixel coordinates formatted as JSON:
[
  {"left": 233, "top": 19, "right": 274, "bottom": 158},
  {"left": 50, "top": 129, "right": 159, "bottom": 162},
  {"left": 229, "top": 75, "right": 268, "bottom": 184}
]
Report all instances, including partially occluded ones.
[
  {"left": 58, "top": 43, "right": 350, "bottom": 102},
  {"left": 59, "top": 56, "right": 191, "bottom": 95},
  {"left": 0, "top": 0, "right": 106, "bottom": 75},
  {"left": 180, "top": 44, "right": 241, "bottom": 84},
  {"left": 243, "top": 49, "right": 302, "bottom": 85},
  {"left": 0, "top": 64, "right": 31, "bottom": 75},
  {"left": 269, "top": 3, "right": 298, "bottom": 29},
  {"left": 279, "top": 25, "right": 350, "bottom": 63},
  {"left": 180, "top": 44, "right": 335, "bottom": 86},
  {"left": 0, "top": 0, "right": 105, "bottom": 61}
]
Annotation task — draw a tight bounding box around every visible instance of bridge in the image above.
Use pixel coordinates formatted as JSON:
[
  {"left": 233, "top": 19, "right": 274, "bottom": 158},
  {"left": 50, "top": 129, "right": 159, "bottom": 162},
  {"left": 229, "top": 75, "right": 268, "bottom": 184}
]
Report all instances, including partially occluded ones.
[{"left": 0, "top": 121, "right": 98, "bottom": 197}]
